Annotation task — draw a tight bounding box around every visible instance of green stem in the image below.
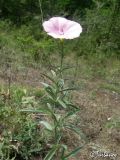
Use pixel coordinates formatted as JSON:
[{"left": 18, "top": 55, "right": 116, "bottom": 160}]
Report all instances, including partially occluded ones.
[
  {"left": 60, "top": 39, "right": 64, "bottom": 77},
  {"left": 38, "top": 0, "right": 43, "bottom": 24}
]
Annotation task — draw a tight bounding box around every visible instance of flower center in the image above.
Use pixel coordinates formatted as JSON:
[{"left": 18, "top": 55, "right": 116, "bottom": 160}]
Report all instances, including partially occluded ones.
[{"left": 59, "top": 28, "right": 64, "bottom": 35}]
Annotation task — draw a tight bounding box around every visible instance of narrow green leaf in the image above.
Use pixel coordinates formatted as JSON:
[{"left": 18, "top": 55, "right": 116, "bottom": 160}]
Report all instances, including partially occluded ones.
[
  {"left": 67, "top": 103, "right": 79, "bottom": 109},
  {"left": 41, "top": 73, "right": 55, "bottom": 84},
  {"left": 46, "top": 103, "right": 58, "bottom": 123},
  {"left": 58, "top": 99, "right": 67, "bottom": 108},
  {"left": 59, "top": 87, "right": 78, "bottom": 93},
  {"left": 61, "top": 144, "right": 67, "bottom": 159},
  {"left": 63, "top": 146, "right": 83, "bottom": 159},
  {"left": 46, "top": 87, "right": 56, "bottom": 98},
  {"left": 21, "top": 108, "right": 50, "bottom": 114},
  {"left": 41, "top": 82, "right": 49, "bottom": 87},
  {"left": 40, "top": 121, "right": 53, "bottom": 131},
  {"left": 44, "top": 145, "right": 58, "bottom": 160},
  {"left": 64, "top": 110, "right": 79, "bottom": 119},
  {"left": 51, "top": 70, "right": 56, "bottom": 77}
]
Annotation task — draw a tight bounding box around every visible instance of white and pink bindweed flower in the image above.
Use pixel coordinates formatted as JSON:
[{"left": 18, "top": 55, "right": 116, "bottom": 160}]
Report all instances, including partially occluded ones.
[{"left": 43, "top": 17, "right": 82, "bottom": 39}]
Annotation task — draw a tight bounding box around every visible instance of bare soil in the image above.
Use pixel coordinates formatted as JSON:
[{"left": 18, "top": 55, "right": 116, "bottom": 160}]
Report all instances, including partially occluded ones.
[{"left": 72, "top": 79, "right": 120, "bottom": 160}]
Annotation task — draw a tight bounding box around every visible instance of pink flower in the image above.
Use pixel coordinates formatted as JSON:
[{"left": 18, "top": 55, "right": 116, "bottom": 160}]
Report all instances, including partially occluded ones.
[{"left": 43, "top": 17, "right": 82, "bottom": 39}]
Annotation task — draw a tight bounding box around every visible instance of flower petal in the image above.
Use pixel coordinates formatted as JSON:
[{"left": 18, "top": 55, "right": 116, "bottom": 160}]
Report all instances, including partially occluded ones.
[
  {"left": 64, "top": 22, "right": 82, "bottom": 39},
  {"left": 48, "top": 32, "right": 65, "bottom": 39},
  {"left": 50, "top": 17, "right": 68, "bottom": 29},
  {"left": 42, "top": 21, "right": 53, "bottom": 33}
]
